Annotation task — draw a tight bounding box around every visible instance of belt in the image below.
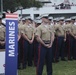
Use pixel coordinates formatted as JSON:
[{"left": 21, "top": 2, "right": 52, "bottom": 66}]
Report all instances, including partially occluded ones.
[
  {"left": 29, "top": 39, "right": 32, "bottom": 40},
  {"left": 43, "top": 40, "right": 51, "bottom": 44},
  {"left": 0, "top": 40, "right": 4, "bottom": 41},
  {"left": 57, "top": 36, "right": 64, "bottom": 37},
  {"left": 74, "top": 34, "right": 76, "bottom": 36},
  {"left": 66, "top": 31, "right": 70, "bottom": 34}
]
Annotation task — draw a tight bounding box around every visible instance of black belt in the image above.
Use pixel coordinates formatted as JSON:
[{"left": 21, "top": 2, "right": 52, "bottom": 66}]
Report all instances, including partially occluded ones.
[
  {"left": 57, "top": 36, "right": 64, "bottom": 37},
  {"left": 74, "top": 34, "right": 76, "bottom": 36},
  {"left": 43, "top": 40, "right": 51, "bottom": 44},
  {"left": 0, "top": 40, "right": 4, "bottom": 41}
]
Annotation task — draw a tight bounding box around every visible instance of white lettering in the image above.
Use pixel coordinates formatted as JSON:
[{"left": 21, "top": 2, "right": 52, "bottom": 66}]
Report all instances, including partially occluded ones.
[
  {"left": 9, "top": 22, "right": 15, "bottom": 26},
  {"left": 9, "top": 26, "right": 15, "bottom": 31},
  {"left": 9, "top": 38, "right": 15, "bottom": 44},
  {"left": 9, "top": 31, "right": 15, "bottom": 37},
  {"left": 9, "top": 44, "right": 15, "bottom": 50},
  {"left": 8, "top": 21, "right": 16, "bottom": 57},
  {"left": 9, "top": 50, "right": 15, "bottom": 57}
]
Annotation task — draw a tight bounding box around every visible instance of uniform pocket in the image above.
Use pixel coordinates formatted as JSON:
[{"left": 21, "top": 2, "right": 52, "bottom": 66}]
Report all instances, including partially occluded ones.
[{"left": 42, "top": 29, "right": 47, "bottom": 34}]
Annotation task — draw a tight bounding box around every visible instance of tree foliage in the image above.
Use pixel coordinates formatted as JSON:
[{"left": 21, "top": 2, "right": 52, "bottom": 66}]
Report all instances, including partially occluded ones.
[{"left": 0, "top": 0, "right": 42, "bottom": 12}]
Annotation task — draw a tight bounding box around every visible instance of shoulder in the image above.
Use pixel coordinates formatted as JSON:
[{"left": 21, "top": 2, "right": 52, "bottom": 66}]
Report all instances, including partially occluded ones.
[
  {"left": 37, "top": 25, "right": 42, "bottom": 29},
  {"left": 1, "top": 25, "right": 5, "bottom": 29}
]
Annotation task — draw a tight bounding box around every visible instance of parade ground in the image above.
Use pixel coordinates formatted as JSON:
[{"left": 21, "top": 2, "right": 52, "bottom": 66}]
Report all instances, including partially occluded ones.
[{"left": 18, "top": 60, "right": 76, "bottom": 75}]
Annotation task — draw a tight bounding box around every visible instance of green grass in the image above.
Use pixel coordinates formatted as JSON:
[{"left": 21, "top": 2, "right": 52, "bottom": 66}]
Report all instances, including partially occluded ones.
[{"left": 18, "top": 60, "right": 76, "bottom": 75}]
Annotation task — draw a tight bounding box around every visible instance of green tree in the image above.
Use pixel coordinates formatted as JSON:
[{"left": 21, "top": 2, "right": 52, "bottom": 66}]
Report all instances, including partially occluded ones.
[
  {"left": 3, "top": 0, "right": 16, "bottom": 12},
  {"left": 2, "top": 0, "right": 42, "bottom": 12}
]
